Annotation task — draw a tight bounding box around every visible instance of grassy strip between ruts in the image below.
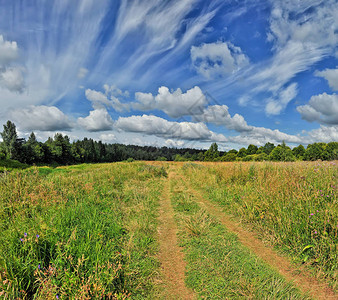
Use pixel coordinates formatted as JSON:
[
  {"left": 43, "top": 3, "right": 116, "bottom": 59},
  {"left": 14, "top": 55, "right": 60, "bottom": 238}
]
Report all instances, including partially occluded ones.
[
  {"left": 169, "top": 171, "right": 309, "bottom": 299},
  {"left": 0, "top": 162, "right": 166, "bottom": 299},
  {"left": 182, "top": 161, "right": 338, "bottom": 291}
]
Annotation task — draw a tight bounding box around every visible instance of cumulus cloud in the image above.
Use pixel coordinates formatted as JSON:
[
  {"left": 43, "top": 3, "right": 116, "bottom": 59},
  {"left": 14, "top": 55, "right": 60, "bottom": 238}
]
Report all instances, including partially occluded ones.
[
  {"left": 265, "top": 83, "right": 298, "bottom": 115},
  {"left": 193, "top": 105, "right": 252, "bottom": 132},
  {"left": 115, "top": 114, "right": 227, "bottom": 142},
  {"left": 0, "top": 67, "right": 25, "bottom": 93},
  {"left": 0, "top": 35, "right": 18, "bottom": 64},
  {"left": 165, "top": 139, "right": 185, "bottom": 148},
  {"left": 191, "top": 41, "right": 249, "bottom": 79},
  {"left": 306, "top": 125, "right": 338, "bottom": 143},
  {"left": 0, "top": 35, "right": 25, "bottom": 93},
  {"left": 132, "top": 86, "right": 207, "bottom": 118},
  {"left": 297, "top": 93, "right": 338, "bottom": 125},
  {"left": 315, "top": 68, "right": 338, "bottom": 91},
  {"left": 9, "top": 105, "right": 73, "bottom": 131},
  {"left": 85, "top": 85, "right": 130, "bottom": 112},
  {"left": 99, "top": 133, "right": 116, "bottom": 143},
  {"left": 78, "top": 108, "right": 114, "bottom": 132}
]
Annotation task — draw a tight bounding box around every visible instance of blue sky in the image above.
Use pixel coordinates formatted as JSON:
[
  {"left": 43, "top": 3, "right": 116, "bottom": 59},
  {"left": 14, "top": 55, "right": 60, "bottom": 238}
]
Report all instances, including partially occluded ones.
[{"left": 0, "top": 0, "right": 337, "bottom": 150}]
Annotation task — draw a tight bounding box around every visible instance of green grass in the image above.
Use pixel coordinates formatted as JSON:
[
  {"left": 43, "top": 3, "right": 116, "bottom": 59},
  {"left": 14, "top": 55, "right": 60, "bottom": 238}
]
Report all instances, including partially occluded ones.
[
  {"left": 0, "top": 159, "right": 29, "bottom": 172},
  {"left": 1, "top": 161, "right": 336, "bottom": 298},
  {"left": 0, "top": 162, "right": 165, "bottom": 299},
  {"left": 169, "top": 175, "right": 308, "bottom": 299},
  {"left": 182, "top": 161, "right": 338, "bottom": 291}
]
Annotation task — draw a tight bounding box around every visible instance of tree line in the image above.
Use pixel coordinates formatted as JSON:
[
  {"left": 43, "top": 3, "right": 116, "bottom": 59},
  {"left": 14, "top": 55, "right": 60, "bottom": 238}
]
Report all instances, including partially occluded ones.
[{"left": 0, "top": 120, "right": 337, "bottom": 165}]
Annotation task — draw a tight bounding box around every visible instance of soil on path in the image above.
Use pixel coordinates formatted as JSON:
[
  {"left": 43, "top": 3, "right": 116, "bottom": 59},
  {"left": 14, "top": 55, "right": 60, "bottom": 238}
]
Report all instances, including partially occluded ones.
[
  {"left": 175, "top": 171, "right": 337, "bottom": 300},
  {"left": 157, "top": 170, "right": 195, "bottom": 299}
]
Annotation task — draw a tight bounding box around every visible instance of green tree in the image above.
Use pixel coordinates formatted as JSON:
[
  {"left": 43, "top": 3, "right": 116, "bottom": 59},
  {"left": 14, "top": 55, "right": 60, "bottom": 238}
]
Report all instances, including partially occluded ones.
[
  {"left": 1, "top": 120, "right": 19, "bottom": 159},
  {"left": 246, "top": 144, "right": 258, "bottom": 155},
  {"left": 237, "top": 147, "right": 247, "bottom": 158},
  {"left": 304, "top": 143, "right": 326, "bottom": 161},
  {"left": 204, "top": 143, "right": 219, "bottom": 161},
  {"left": 262, "top": 142, "right": 275, "bottom": 155},
  {"left": 221, "top": 152, "right": 237, "bottom": 161},
  {"left": 269, "top": 142, "right": 295, "bottom": 161},
  {"left": 324, "top": 142, "right": 338, "bottom": 160},
  {"left": 292, "top": 144, "right": 305, "bottom": 160}
]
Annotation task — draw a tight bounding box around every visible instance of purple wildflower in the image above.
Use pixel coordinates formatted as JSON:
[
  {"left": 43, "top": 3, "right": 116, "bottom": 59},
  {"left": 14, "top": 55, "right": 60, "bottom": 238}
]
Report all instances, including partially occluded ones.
[
  {"left": 20, "top": 238, "right": 23, "bottom": 242},
  {"left": 36, "top": 234, "right": 39, "bottom": 238},
  {"left": 24, "top": 233, "right": 27, "bottom": 237},
  {"left": 38, "top": 264, "right": 41, "bottom": 269}
]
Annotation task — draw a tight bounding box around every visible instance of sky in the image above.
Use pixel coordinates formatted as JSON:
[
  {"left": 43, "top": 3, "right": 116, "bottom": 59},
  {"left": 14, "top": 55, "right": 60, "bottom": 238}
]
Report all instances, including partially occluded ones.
[{"left": 0, "top": 0, "right": 337, "bottom": 150}]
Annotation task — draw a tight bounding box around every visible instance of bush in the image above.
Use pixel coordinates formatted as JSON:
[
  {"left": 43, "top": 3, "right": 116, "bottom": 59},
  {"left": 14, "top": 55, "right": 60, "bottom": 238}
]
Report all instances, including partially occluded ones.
[{"left": 156, "top": 156, "right": 167, "bottom": 161}]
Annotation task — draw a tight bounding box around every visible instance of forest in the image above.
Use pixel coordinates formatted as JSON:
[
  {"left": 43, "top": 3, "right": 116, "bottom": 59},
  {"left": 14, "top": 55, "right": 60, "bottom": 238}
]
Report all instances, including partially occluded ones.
[{"left": 0, "top": 120, "right": 337, "bottom": 165}]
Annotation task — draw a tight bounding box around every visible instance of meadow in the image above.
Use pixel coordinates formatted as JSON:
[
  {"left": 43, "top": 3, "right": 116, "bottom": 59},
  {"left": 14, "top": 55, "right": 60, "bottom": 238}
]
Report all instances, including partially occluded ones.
[{"left": 0, "top": 161, "right": 336, "bottom": 299}]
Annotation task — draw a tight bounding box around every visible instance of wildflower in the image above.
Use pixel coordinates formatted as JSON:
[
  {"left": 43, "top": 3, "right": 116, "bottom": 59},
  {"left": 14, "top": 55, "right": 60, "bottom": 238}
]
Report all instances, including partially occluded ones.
[
  {"left": 314, "top": 231, "right": 317, "bottom": 234},
  {"left": 38, "top": 264, "right": 41, "bottom": 269},
  {"left": 24, "top": 233, "right": 27, "bottom": 237},
  {"left": 310, "top": 213, "right": 314, "bottom": 216},
  {"left": 36, "top": 234, "right": 39, "bottom": 238},
  {"left": 56, "top": 295, "right": 59, "bottom": 299},
  {"left": 20, "top": 238, "right": 23, "bottom": 242}
]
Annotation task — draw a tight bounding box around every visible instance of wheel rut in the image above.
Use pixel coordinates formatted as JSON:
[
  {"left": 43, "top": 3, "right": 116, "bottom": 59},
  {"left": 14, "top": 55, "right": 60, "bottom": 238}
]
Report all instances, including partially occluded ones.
[
  {"left": 175, "top": 171, "right": 337, "bottom": 300},
  {"left": 157, "top": 170, "right": 195, "bottom": 299}
]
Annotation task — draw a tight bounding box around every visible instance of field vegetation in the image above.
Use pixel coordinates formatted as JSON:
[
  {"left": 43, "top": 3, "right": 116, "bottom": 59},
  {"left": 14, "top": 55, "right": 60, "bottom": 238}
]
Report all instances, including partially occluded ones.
[
  {"left": 183, "top": 161, "right": 338, "bottom": 289},
  {"left": 0, "top": 160, "right": 336, "bottom": 298}
]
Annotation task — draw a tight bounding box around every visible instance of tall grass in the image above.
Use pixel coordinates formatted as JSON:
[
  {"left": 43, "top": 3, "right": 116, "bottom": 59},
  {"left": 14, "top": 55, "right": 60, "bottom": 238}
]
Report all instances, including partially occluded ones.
[
  {"left": 0, "top": 162, "right": 165, "bottom": 299},
  {"left": 183, "top": 161, "right": 338, "bottom": 290},
  {"left": 169, "top": 175, "right": 307, "bottom": 299}
]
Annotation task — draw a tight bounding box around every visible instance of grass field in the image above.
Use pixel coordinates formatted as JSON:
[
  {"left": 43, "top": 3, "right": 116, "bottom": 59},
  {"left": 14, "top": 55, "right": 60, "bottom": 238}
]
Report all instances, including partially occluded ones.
[{"left": 0, "top": 161, "right": 337, "bottom": 299}]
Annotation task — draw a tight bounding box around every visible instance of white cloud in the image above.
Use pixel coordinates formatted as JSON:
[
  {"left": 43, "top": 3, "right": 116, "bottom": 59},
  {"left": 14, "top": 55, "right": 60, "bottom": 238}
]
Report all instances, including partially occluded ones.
[
  {"left": 85, "top": 85, "right": 130, "bottom": 112},
  {"left": 0, "top": 1, "right": 109, "bottom": 113},
  {"left": 0, "top": 35, "right": 18, "bottom": 65},
  {"left": 115, "top": 114, "right": 227, "bottom": 142},
  {"left": 78, "top": 108, "right": 114, "bottom": 132},
  {"left": 297, "top": 93, "right": 338, "bottom": 125},
  {"left": 268, "top": 1, "right": 337, "bottom": 51},
  {"left": 165, "top": 139, "right": 185, "bottom": 148},
  {"left": 0, "top": 67, "right": 25, "bottom": 93},
  {"left": 265, "top": 83, "right": 298, "bottom": 115},
  {"left": 0, "top": 35, "right": 25, "bottom": 93},
  {"left": 132, "top": 86, "right": 207, "bottom": 118},
  {"left": 99, "top": 133, "right": 116, "bottom": 143},
  {"left": 77, "top": 67, "right": 88, "bottom": 79},
  {"left": 305, "top": 125, "right": 338, "bottom": 143},
  {"left": 85, "top": 89, "right": 111, "bottom": 109},
  {"left": 191, "top": 41, "right": 249, "bottom": 79},
  {"left": 315, "top": 68, "right": 338, "bottom": 91},
  {"left": 9, "top": 105, "right": 73, "bottom": 131},
  {"left": 193, "top": 105, "right": 252, "bottom": 132},
  {"left": 230, "top": 0, "right": 337, "bottom": 114}
]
